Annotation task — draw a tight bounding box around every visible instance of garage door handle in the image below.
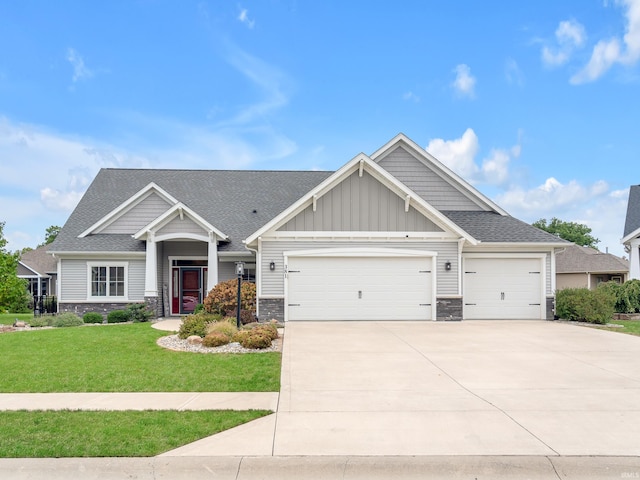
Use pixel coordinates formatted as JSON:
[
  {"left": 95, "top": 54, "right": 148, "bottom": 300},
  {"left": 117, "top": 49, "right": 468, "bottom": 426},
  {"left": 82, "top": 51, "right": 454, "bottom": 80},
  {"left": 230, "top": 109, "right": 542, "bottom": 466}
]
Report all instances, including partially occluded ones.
[
  {"left": 465, "top": 303, "right": 476, "bottom": 305},
  {"left": 529, "top": 303, "right": 541, "bottom": 306},
  {"left": 419, "top": 303, "right": 431, "bottom": 306},
  {"left": 501, "top": 292, "right": 505, "bottom": 300},
  {"left": 288, "top": 304, "right": 301, "bottom": 307}
]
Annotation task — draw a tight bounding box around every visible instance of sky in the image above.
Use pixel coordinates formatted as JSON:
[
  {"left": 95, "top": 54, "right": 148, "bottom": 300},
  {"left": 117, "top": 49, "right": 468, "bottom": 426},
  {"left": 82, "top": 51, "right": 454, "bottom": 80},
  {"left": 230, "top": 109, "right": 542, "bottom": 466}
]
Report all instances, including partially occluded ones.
[{"left": 1, "top": 1, "right": 639, "bottom": 257}]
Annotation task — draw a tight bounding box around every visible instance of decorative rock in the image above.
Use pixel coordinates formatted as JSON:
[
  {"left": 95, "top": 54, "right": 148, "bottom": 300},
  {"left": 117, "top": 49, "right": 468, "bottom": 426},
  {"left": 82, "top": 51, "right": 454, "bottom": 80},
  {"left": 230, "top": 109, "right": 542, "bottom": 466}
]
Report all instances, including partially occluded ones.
[
  {"left": 186, "top": 335, "right": 203, "bottom": 345},
  {"left": 13, "top": 321, "right": 26, "bottom": 328}
]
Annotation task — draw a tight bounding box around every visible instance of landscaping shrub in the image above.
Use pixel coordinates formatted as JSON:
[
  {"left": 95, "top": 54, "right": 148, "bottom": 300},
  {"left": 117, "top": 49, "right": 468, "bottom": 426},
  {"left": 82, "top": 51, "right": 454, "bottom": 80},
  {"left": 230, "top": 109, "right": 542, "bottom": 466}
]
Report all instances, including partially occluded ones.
[
  {"left": 243, "top": 322, "right": 278, "bottom": 340},
  {"left": 126, "top": 303, "right": 154, "bottom": 323},
  {"left": 232, "top": 329, "right": 273, "bottom": 349},
  {"left": 206, "top": 321, "right": 238, "bottom": 339},
  {"left": 202, "top": 331, "right": 231, "bottom": 348},
  {"left": 29, "top": 317, "right": 53, "bottom": 327},
  {"left": 83, "top": 312, "right": 104, "bottom": 324},
  {"left": 194, "top": 303, "right": 205, "bottom": 314},
  {"left": 107, "top": 310, "right": 130, "bottom": 324},
  {"left": 52, "top": 312, "right": 84, "bottom": 328},
  {"left": 596, "top": 280, "right": 640, "bottom": 314},
  {"left": 203, "top": 280, "right": 256, "bottom": 317},
  {"left": 556, "top": 287, "right": 615, "bottom": 324},
  {"left": 177, "top": 313, "right": 221, "bottom": 339}
]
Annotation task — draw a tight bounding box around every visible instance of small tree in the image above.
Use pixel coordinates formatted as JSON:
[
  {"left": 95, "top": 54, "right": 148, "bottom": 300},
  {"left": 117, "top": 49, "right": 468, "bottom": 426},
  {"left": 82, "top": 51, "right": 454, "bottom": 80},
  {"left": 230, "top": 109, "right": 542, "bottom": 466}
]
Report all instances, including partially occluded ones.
[
  {"left": 0, "top": 222, "right": 30, "bottom": 313},
  {"left": 203, "top": 279, "right": 256, "bottom": 317},
  {"left": 38, "top": 225, "right": 61, "bottom": 248},
  {"left": 532, "top": 217, "right": 599, "bottom": 249}
]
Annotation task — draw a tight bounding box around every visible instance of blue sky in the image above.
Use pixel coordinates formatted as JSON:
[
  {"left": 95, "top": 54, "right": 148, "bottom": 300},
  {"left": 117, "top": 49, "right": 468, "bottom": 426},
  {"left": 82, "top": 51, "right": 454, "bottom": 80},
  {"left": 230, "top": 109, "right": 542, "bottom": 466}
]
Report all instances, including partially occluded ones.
[{"left": 1, "top": 1, "right": 638, "bottom": 256}]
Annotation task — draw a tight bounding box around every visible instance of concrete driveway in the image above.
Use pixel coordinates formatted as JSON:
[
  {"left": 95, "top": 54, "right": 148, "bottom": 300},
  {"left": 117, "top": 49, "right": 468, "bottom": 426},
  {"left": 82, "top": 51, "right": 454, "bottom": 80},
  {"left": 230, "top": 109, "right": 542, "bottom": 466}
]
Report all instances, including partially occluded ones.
[{"left": 163, "top": 320, "right": 640, "bottom": 457}]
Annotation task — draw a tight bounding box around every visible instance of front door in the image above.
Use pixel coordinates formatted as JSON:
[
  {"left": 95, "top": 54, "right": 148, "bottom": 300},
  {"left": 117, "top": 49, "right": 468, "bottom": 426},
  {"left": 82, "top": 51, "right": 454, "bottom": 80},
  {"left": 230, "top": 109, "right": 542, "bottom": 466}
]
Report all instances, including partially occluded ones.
[{"left": 181, "top": 268, "right": 201, "bottom": 314}]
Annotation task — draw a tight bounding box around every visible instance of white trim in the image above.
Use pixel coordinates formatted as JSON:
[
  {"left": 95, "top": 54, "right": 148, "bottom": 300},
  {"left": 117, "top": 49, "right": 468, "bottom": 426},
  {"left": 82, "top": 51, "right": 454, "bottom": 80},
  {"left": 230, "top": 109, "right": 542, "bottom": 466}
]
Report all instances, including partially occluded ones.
[
  {"left": 79, "top": 183, "right": 179, "bottom": 238},
  {"left": 86, "top": 261, "right": 129, "bottom": 301},
  {"left": 18, "top": 261, "right": 40, "bottom": 276},
  {"left": 283, "top": 247, "right": 438, "bottom": 322},
  {"left": 369, "top": 133, "right": 509, "bottom": 215},
  {"left": 49, "top": 251, "right": 145, "bottom": 259},
  {"left": 266, "top": 231, "right": 459, "bottom": 240},
  {"left": 621, "top": 227, "right": 640, "bottom": 245},
  {"left": 245, "top": 152, "right": 477, "bottom": 246}
]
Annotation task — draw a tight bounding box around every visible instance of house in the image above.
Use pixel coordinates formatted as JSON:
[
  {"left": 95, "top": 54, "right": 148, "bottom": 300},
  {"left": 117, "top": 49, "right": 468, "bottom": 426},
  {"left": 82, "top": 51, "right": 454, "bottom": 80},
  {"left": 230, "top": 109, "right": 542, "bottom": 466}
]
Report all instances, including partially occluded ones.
[
  {"left": 18, "top": 245, "right": 57, "bottom": 297},
  {"left": 555, "top": 244, "right": 628, "bottom": 290},
  {"left": 49, "top": 134, "right": 568, "bottom": 321},
  {"left": 623, "top": 185, "right": 640, "bottom": 280}
]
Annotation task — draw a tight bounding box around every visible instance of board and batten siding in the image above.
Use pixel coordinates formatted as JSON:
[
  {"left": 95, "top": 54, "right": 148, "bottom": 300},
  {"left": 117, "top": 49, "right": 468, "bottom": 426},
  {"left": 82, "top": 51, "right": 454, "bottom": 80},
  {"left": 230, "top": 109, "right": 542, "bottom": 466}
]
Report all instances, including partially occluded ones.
[
  {"left": 377, "top": 146, "right": 486, "bottom": 212},
  {"left": 260, "top": 240, "right": 459, "bottom": 297},
  {"left": 98, "top": 193, "right": 171, "bottom": 234},
  {"left": 59, "top": 258, "right": 145, "bottom": 302},
  {"left": 278, "top": 170, "right": 443, "bottom": 233}
]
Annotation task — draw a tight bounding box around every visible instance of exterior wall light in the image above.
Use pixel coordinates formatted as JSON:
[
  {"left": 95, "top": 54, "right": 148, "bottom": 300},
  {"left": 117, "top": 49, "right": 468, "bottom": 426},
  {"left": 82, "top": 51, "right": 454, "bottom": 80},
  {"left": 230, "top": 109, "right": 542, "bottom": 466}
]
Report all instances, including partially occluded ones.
[
  {"left": 444, "top": 261, "right": 452, "bottom": 271},
  {"left": 269, "top": 261, "right": 276, "bottom": 271}
]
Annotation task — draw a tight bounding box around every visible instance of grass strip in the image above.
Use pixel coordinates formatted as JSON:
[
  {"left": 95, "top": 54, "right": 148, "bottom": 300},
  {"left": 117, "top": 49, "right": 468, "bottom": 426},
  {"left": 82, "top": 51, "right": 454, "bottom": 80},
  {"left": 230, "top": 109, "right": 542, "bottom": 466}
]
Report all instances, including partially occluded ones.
[
  {"left": 0, "top": 314, "right": 33, "bottom": 325},
  {"left": 0, "top": 409, "right": 270, "bottom": 457},
  {"left": 0, "top": 323, "right": 280, "bottom": 392},
  {"left": 592, "top": 319, "right": 640, "bottom": 336}
]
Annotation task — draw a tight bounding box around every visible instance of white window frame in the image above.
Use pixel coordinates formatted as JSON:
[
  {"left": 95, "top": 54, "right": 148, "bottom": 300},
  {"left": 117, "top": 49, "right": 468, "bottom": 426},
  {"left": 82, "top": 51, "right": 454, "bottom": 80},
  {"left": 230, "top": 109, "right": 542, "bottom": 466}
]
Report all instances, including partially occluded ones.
[{"left": 87, "top": 262, "right": 129, "bottom": 301}]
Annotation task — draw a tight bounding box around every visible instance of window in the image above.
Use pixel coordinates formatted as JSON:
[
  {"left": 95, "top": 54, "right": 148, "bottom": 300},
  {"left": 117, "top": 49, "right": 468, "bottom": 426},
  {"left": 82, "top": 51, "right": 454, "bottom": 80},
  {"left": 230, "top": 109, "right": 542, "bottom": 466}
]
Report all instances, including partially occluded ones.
[{"left": 88, "top": 263, "right": 127, "bottom": 299}]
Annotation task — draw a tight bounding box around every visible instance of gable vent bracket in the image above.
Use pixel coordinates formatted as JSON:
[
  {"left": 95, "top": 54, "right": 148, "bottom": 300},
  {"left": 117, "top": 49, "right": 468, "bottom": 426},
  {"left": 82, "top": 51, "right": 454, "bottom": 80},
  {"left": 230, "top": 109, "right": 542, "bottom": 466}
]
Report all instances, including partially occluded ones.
[
  {"left": 312, "top": 195, "right": 318, "bottom": 212},
  {"left": 178, "top": 207, "right": 184, "bottom": 220},
  {"left": 405, "top": 195, "right": 411, "bottom": 213},
  {"left": 359, "top": 159, "right": 364, "bottom": 177}
]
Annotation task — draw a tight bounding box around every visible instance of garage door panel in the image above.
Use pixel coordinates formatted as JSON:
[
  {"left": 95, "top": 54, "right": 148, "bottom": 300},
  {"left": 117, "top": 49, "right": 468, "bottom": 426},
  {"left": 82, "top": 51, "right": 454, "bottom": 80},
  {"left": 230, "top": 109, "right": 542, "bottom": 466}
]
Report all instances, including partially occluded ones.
[{"left": 287, "top": 256, "right": 432, "bottom": 321}]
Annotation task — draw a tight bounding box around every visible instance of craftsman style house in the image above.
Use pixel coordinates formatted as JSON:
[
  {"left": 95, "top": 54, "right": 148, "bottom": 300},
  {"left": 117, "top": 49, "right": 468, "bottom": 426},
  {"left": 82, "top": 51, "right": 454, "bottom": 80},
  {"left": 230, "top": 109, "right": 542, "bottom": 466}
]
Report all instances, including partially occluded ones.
[
  {"left": 623, "top": 184, "right": 640, "bottom": 281},
  {"left": 49, "top": 134, "right": 567, "bottom": 321}
]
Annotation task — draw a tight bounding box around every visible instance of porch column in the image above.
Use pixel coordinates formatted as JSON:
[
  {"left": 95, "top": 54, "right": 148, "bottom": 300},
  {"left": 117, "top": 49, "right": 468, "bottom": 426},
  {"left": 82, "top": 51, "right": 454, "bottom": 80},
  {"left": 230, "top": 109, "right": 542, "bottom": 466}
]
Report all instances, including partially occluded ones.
[
  {"left": 630, "top": 238, "right": 640, "bottom": 280},
  {"left": 144, "top": 231, "right": 158, "bottom": 297},
  {"left": 207, "top": 232, "right": 218, "bottom": 295}
]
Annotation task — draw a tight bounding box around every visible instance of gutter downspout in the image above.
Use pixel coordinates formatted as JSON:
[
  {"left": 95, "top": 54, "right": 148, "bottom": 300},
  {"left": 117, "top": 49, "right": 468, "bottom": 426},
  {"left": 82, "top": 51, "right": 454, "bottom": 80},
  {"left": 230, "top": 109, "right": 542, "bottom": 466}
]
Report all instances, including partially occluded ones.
[{"left": 243, "top": 238, "right": 260, "bottom": 318}]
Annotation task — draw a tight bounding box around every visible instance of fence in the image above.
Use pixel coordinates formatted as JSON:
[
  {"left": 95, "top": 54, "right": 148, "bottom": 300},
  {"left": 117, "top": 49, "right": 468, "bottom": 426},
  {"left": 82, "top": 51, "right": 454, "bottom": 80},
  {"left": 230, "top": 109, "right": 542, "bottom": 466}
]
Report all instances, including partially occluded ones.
[{"left": 32, "top": 295, "right": 57, "bottom": 316}]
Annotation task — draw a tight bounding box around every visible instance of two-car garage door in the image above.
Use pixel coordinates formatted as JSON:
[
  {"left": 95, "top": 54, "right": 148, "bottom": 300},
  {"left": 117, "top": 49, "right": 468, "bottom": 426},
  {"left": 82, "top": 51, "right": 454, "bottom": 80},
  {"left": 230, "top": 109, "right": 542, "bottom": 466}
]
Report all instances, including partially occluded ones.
[{"left": 286, "top": 254, "right": 434, "bottom": 321}]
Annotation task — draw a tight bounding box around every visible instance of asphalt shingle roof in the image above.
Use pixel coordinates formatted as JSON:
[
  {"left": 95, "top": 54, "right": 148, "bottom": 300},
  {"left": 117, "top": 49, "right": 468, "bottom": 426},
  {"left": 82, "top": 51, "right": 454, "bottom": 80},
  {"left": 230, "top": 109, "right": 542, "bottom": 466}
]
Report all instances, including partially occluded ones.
[
  {"left": 556, "top": 243, "right": 629, "bottom": 273},
  {"left": 50, "top": 169, "right": 333, "bottom": 253},
  {"left": 19, "top": 245, "right": 57, "bottom": 275},
  {"left": 624, "top": 185, "right": 640, "bottom": 238},
  {"left": 441, "top": 211, "right": 570, "bottom": 244}
]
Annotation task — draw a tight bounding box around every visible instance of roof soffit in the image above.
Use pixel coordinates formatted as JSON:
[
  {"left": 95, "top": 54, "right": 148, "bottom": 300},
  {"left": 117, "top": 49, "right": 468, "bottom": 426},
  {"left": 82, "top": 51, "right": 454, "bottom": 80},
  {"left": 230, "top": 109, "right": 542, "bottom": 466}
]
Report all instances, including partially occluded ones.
[
  {"left": 79, "top": 182, "right": 179, "bottom": 238},
  {"left": 370, "top": 133, "right": 508, "bottom": 216}
]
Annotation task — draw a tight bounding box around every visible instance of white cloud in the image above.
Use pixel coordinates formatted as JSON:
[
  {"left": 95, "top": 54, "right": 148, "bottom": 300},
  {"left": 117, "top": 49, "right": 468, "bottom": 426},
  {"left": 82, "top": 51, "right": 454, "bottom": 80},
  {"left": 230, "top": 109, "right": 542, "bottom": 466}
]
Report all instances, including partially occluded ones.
[
  {"left": 571, "top": 0, "right": 640, "bottom": 83},
  {"left": 426, "top": 128, "right": 521, "bottom": 187},
  {"left": 40, "top": 188, "right": 85, "bottom": 211},
  {"left": 451, "top": 64, "right": 476, "bottom": 98},
  {"left": 402, "top": 91, "right": 420, "bottom": 102},
  {"left": 542, "top": 19, "right": 587, "bottom": 67},
  {"left": 505, "top": 58, "right": 525, "bottom": 86},
  {"left": 66, "top": 48, "right": 93, "bottom": 83},
  {"left": 238, "top": 8, "right": 255, "bottom": 29}
]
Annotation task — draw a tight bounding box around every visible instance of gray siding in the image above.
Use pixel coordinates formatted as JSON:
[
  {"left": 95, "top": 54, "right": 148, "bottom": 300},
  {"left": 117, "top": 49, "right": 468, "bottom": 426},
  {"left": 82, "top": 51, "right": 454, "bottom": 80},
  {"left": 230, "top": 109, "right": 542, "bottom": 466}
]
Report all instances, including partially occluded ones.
[
  {"left": 218, "top": 262, "right": 236, "bottom": 283},
  {"left": 260, "top": 240, "right": 459, "bottom": 297},
  {"left": 59, "top": 258, "right": 145, "bottom": 302},
  {"left": 546, "top": 253, "right": 552, "bottom": 295},
  {"left": 157, "top": 215, "right": 206, "bottom": 236},
  {"left": 378, "top": 146, "right": 486, "bottom": 211},
  {"left": 278, "top": 170, "right": 443, "bottom": 232},
  {"left": 99, "top": 193, "right": 171, "bottom": 234}
]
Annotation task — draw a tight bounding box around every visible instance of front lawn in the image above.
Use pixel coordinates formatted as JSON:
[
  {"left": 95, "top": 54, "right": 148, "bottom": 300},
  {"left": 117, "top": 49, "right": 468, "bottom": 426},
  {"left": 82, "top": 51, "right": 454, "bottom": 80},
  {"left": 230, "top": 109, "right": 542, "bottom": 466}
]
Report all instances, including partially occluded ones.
[
  {"left": 0, "top": 313, "right": 33, "bottom": 325},
  {"left": 0, "top": 323, "right": 281, "bottom": 392},
  {"left": 593, "top": 319, "right": 640, "bottom": 336},
  {"left": 0, "top": 409, "right": 270, "bottom": 457}
]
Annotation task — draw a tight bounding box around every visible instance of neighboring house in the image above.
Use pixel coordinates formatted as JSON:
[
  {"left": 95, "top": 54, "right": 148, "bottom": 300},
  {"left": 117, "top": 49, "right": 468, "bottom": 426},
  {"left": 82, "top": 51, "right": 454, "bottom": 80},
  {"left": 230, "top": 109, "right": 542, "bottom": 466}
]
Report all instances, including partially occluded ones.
[
  {"left": 623, "top": 184, "right": 640, "bottom": 280},
  {"left": 556, "top": 244, "right": 628, "bottom": 290},
  {"left": 18, "top": 245, "right": 58, "bottom": 297},
  {"left": 49, "top": 134, "right": 568, "bottom": 321}
]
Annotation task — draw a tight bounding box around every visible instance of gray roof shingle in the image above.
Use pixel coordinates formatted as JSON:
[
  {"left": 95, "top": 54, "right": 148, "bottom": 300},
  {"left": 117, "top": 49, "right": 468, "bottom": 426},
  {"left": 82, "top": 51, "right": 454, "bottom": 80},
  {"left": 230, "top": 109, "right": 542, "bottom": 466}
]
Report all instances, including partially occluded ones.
[
  {"left": 50, "top": 169, "right": 333, "bottom": 253},
  {"left": 624, "top": 185, "right": 640, "bottom": 238},
  {"left": 19, "top": 245, "right": 57, "bottom": 275},
  {"left": 441, "top": 211, "right": 570, "bottom": 244},
  {"left": 556, "top": 244, "right": 629, "bottom": 273}
]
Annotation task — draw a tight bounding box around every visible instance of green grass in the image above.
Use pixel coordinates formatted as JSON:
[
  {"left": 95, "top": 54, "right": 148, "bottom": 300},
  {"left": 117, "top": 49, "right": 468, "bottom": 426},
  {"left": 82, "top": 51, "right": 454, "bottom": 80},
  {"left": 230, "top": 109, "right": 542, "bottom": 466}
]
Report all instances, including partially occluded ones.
[
  {"left": 0, "top": 323, "right": 281, "bottom": 392},
  {"left": 0, "top": 313, "right": 33, "bottom": 325},
  {"left": 0, "top": 409, "right": 270, "bottom": 457},
  {"left": 595, "top": 319, "right": 640, "bottom": 336}
]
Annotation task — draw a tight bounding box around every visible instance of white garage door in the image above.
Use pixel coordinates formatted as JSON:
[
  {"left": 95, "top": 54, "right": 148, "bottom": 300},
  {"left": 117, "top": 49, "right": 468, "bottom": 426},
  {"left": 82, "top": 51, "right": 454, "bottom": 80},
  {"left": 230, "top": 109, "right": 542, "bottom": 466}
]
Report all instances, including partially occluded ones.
[
  {"left": 287, "top": 256, "right": 433, "bottom": 321},
  {"left": 463, "top": 257, "right": 544, "bottom": 320}
]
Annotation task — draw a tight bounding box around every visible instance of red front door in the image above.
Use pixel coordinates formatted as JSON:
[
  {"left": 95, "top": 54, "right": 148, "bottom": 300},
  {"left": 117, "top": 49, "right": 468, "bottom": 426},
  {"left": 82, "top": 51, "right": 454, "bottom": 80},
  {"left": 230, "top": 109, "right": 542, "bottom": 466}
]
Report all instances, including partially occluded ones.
[{"left": 181, "top": 269, "right": 201, "bottom": 314}]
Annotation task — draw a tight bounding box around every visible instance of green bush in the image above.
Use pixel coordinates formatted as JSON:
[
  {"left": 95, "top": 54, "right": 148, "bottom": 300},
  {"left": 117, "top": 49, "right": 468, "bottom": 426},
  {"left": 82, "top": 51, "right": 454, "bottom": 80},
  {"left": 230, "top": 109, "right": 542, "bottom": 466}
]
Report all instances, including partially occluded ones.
[
  {"left": 194, "top": 303, "right": 205, "bottom": 314},
  {"left": 107, "top": 310, "right": 130, "bottom": 324},
  {"left": 619, "top": 279, "right": 640, "bottom": 313},
  {"left": 126, "top": 303, "right": 154, "bottom": 323},
  {"left": 83, "top": 312, "right": 104, "bottom": 324},
  {"left": 178, "top": 313, "right": 222, "bottom": 339},
  {"left": 202, "top": 331, "right": 231, "bottom": 347},
  {"left": 556, "top": 287, "right": 615, "bottom": 324},
  {"left": 52, "top": 312, "right": 84, "bottom": 328},
  {"left": 29, "top": 317, "right": 53, "bottom": 327}
]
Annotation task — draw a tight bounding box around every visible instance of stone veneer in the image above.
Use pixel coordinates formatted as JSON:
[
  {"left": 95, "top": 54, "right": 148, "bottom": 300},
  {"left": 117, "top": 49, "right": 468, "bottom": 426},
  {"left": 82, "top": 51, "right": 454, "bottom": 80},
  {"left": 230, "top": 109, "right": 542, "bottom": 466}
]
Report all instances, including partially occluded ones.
[
  {"left": 144, "top": 296, "right": 161, "bottom": 318},
  {"left": 546, "top": 296, "right": 555, "bottom": 320},
  {"left": 58, "top": 303, "right": 130, "bottom": 319},
  {"left": 436, "top": 297, "right": 463, "bottom": 321},
  {"left": 258, "top": 298, "right": 285, "bottom": 322}
]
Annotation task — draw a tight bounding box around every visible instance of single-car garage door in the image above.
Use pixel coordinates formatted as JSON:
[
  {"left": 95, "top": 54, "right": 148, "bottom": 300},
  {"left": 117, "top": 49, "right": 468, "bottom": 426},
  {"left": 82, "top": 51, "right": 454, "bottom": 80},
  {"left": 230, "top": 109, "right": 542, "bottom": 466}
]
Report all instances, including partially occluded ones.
[
  {"left": 463, "top": 256, "right": 544, "bottom": 320},
  {"left": 286, "top": 255, "right": 434, "bottom": 321}
]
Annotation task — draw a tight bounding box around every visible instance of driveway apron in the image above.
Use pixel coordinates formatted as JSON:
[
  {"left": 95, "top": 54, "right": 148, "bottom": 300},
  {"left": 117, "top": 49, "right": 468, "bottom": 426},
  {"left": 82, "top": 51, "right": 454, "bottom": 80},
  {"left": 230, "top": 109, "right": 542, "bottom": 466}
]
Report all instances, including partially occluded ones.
[{"left": 162, "top": 320, "right": 640, "bottom": 457}]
